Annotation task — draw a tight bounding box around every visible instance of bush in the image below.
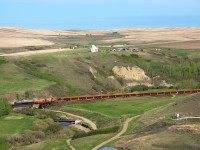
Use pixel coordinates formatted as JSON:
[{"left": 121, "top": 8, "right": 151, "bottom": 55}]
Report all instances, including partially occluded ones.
[
  {"left": 32, "top": 118, "right": 61, "bottom": 133},
  {"left": 0, "top": 98, "right": 11, "bottom": 117},
  {"left": 0, "top": 57, "right": 6, "bottom": 66},
  {"left": 130, "top": 54, "right": 139, "bottom": 58},
  {"left": 129, "top": 85, "right": 149, "bottom": 92},
  {"left": 15, "top": 108, "right": 58, "bottom": 120},
  {"left": 45, "top": 123, "right": 61, "bottom": 134},
  {"left": 72, "top": 126, "right": 120, "bottom": 139},
  {"left": 8, "top": 118, "right": 61, "bottom": 146},
  {"left": 0, "top": 137, "right": 8, "bottom": 150},
  {"left": 15, "top": 108, "right": 34, "bottom": 116}
]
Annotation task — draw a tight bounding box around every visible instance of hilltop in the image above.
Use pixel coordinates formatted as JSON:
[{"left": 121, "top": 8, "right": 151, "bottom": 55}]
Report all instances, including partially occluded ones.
[{"left": 1, "top": 27, "right": 200, "bottom": 53}]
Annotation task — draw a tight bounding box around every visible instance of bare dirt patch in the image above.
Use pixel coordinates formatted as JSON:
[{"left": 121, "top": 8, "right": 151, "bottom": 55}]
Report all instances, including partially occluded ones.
[
  {"left": 112, "top": 66, "right": 151, "bottom": 81},
  {"left": 1, "top": 27, "right": 200, "bottom": 48},
  {"left": 101, "top": 28, "right": 200, "bottom": 44},
  {"left": 2, "top": 48, "right": 72, "bottom": 57},
  {"left": 5, "top": 116, "right": 23, "bottom": 120},
  {"left": 152, "top": 40, "right": 200, "bottom": 49},
  {"left": 0, "top": 38, "right": 54, "bottom": 48},
  {"left": 168, "top": 124, "right": 200, "bottom": 134},
  {"left": 112, "top": 66, "right": 153, "bottom": 87}
]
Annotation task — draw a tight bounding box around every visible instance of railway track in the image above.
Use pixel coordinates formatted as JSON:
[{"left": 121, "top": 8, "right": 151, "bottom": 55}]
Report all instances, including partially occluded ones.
[{"left": 12, "top": 89, "right": 200, "bottom": 108}]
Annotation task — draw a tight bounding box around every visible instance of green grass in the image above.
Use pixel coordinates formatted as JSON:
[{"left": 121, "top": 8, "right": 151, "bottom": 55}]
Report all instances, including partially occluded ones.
[
  {"left": 114, "top": 130, "right": 200, "bottom": 150},
  {"left": 0, "top": 63, "right": 54, "bottom": 94},
  {"left": 42, "top": 139, "right": 71, "bottom": 150},
  {"left": 58, "top": 96, "right": 180, "bottom": 129},
  {"left": 125, "top": 116, "right": 140, "bottom": 135},
  {"left": 61, "top": 107, "right": 121, "bottom": 129},
  {"left": 66, "top": 96, "right": 177, "bottom": 117},
  {"left": 15, "top": 49, "right": 122, "bottom": 95},
  {"left": 0, "top": 138, "right": 9, "bottom": 150},
  {"left": 71, "top": 133, "right": 114, "bottom": 150},
  {"left": 15, "top": 138, "right": 71, "bottom": 150},
  {"left": 1, "top": 48, "right": 200, "bottom": 97},
  {"left": 0, "top": 113, "right": 37, "bottom": 137}
]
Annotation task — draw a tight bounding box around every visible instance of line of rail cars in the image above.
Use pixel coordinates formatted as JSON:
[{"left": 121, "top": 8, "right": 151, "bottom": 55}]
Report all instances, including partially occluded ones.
[{"left": 13, "top": 89, "right": 200, "bottom": 108}]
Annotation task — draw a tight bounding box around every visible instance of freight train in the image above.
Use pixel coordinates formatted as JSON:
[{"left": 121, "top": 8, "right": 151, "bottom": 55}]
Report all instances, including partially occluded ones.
[{"left": 13, "top": 89, "right": 200, "bottom": 108}]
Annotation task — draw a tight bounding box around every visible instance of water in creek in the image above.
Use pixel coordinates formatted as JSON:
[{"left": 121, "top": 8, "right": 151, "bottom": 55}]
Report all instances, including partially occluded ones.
[{"left": 58, "top": 121, "right": 71, "bottom": 128}]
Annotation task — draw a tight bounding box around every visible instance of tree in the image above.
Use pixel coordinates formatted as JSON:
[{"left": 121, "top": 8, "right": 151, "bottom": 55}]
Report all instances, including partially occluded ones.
[{"left": 0, "top": 98, "right": 11, "bottom": 117}]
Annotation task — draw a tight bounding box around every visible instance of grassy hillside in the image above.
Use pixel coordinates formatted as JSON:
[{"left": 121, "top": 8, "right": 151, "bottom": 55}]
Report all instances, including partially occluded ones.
[
  {"left": 71, "top": 133, "right": 114, "bottom": 150},
  {"left": 0, "top": 62, "right": 54, "bottom": 94},
  {"left": 0, "top": 47, "right": 200, "bottom": 100},
  {"left": 116, "top": 129, "right": 200, "bottom": 150},
  {"left": 54, "top": 96, "right": 180, "bottom": 130},
  {"left": 48, "top": 96, "right": 180, "bottom": 150},
  {"left": 64, "top": 96, "right": 177, "bottom": 117},
  {"left": 114, "top": 93, "right": 200, "bottom": 150}
]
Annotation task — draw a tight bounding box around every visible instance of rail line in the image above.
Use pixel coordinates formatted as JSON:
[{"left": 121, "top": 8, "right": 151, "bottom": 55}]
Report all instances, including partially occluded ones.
[{"left": 13, "top": 89, "right": 200, "bottom": 108}]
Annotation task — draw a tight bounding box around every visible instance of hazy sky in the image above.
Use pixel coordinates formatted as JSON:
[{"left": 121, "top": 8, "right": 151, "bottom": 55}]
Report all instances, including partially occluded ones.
[{"left": 1, "top": 0, "right": 200, "bottom": 29}]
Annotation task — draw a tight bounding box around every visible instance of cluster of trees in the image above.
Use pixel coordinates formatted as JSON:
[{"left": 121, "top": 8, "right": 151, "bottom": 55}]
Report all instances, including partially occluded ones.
[
  {"left": 127, "top": 85, "right": 175, "bottom": 92},
  {"left": 0, "top": 98, "right": 11, "bottom": 117},
  {"left": 0, "top": 57, "right": 6, "bottom": 66},
  {"left": 72, "top": 126, "right": 120, "bottom": 139},
  {"left": 122, "top": 55, "right": 200, "bottom": 89}
]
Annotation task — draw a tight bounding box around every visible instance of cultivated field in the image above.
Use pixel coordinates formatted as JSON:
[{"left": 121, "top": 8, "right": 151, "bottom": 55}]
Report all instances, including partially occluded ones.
[{"left": 1, "top": 27, "right": 200, "bottom": 53}]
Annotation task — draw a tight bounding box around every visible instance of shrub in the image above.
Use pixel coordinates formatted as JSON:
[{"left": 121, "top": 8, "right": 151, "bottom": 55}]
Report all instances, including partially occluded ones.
[
  {"left": 45, "top": 122, "right": 61, "bottom": 134},
  {"left": 130, "top": 54, "right": 139, "bottom": 58},
  {"left": 130, "top": 85, "right": 149, "bottom": 92},
  {"left": 0, "top": 137, "right": 8, "bottom": 150},
  {"left": 15, "top": 108, "right": 58, "bottom": 120},
  {"left": 8, "top": 118, "right": 61, "bottom": 146},
  {"left": 72, "top": 126, "right": 120, "bottom": 139},
  {"left": 0, "top": 98, "right": 11, "bottom": 117},
  {"left": 0, "top": 57, "right": 6, "bottom": 66}
]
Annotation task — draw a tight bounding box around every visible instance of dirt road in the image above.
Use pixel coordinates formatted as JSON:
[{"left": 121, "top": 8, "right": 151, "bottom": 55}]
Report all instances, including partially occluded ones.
[
  {"left": 67, "top": 139, "right": 76, "bottom": 150},
  {"left": 92, "top": 116, "right": 137, "bottom": 150},
  {"left": 48, "top": 110, "right": 97, "bottom": 130},
  {"left": 173, "top": 116, "right": 200, "bottom": 120},
  {"left": 1, "top": 48, "right": 73, "bottom": 57}
]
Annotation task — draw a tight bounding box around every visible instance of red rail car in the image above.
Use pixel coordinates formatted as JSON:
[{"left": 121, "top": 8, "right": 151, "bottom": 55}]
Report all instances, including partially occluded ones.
[
  {"left": 58, "top": 89, "right": 200, "bottom": 102},
  {"left": 16, "top": 89, "right": 200, "bottom": 108}
]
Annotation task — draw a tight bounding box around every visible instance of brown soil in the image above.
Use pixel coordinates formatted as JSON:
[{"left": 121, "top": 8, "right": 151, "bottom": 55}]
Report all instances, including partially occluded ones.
[
  {"left": 152, "top": 40, "right": 200, "bottom": 49},
  {"left": 1, "top": 27, "right": 200, "bottom": 48}
]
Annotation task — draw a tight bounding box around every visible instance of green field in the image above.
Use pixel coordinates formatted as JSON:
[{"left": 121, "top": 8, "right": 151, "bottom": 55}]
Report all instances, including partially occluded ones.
[
  {"left": 14, "top": 138, "right": 71, "bottom": 150},
  {"left": 111, "top": 93, "right": 200, "bottom": 150},
  {"left": 71, "top": 133, "right": 114, "bottom": 150},
  {"left": 0, "top": 63, "right": 54, "bottom": 94},
  {"left": 65, "top": 96, "right": 178, "bottom": 117},
  {"left": 57, "top": 96, "right": 182, "bottom": 130},
  {"left": 0, "top": 113, "right": 37, "bottom": 136}
]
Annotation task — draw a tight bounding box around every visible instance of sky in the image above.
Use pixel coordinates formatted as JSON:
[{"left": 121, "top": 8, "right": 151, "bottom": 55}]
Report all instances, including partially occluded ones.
[{"left": 0, "top": 0, "right": 200, "bottom": 29}]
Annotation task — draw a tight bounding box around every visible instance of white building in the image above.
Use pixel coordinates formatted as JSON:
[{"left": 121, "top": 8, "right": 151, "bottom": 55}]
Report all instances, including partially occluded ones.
[
  {"left": 75, "top": 120, "right": 82, "bottom": 125},
  {"left": 91, "top": 45, "right": 99, "bottom": 53}
]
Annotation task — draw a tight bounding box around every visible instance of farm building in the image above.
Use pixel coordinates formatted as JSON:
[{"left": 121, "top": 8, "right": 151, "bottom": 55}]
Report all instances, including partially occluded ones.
[{"left": 91, "top": 45, "right": 99, "bottom": 52}]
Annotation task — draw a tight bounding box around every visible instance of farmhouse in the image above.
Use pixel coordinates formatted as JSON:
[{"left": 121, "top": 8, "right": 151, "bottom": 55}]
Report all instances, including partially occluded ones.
[{"left": 91, "top": 45, "right": 99, "bottom": 52}]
